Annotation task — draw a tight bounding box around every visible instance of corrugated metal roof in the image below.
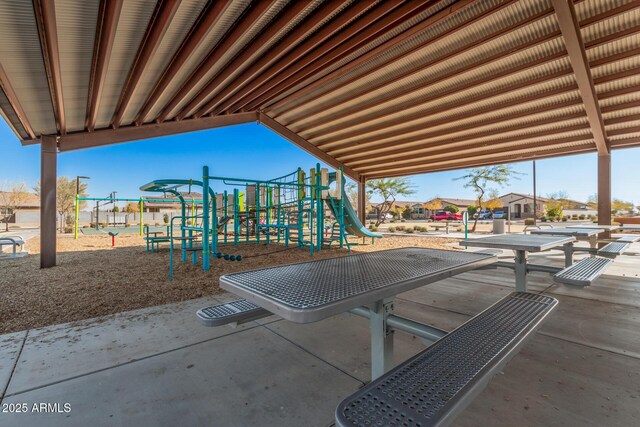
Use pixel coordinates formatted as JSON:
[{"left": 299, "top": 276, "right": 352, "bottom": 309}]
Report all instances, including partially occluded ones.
[
  {"left": 0, "top": 0, "right": 638, "bottom": 180},
  {"left": 121, "top": 0, "right": 209, "bottom": 126},
  {"left": 95, "top": 0, "right": 157, "bottom": 129},
  {"left": 55, "top": 0, "right": 99, "bottom": 133}
]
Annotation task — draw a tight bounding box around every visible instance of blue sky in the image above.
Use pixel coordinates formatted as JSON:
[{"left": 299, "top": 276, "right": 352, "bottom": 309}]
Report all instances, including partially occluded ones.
[{"left": 1, "top": 118, "right": 638, "bottom": 206}]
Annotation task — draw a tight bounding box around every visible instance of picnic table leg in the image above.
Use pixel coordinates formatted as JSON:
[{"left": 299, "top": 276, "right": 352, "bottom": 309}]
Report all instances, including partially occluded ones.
[
  {"left": 369, "top": 298, "right": 394, "bottom": 380},
  {"left": 589, "top": 235, "right": 597, "bottom": 256},
  {"left": 513, "top": 250, "right": 528, "bottom": 292},
  {"left": 563, "top": 242, "right": 574, "bottom": 267}
]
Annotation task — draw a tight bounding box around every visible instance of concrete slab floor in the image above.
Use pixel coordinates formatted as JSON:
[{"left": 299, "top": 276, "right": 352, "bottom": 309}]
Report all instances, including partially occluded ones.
[
  {"left": 0, "top": 254, "right": 639, "bottom": 426},
  {"left": 0, "top": 332, "right": 27, "bottom": 399},
  {"left": 1, "top": 326, "right": 361, "bottom": 427},
  {"left": 4, "top": 295, "right": 254, "bottom": 396}
]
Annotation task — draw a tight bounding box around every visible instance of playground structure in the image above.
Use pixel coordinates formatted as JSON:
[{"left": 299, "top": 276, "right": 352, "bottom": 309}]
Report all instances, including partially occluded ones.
[{"left": 138, "top": 164, "right": 382, "bottom": 279}]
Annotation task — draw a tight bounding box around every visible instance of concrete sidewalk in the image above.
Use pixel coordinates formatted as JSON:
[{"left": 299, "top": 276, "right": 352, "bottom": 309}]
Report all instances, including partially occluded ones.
[{"left": 1, "top": 251, "right": 640, "bottom": 426}]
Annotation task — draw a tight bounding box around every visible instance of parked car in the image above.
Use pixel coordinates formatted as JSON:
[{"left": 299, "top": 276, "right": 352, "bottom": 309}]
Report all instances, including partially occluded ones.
[
  {"left": 493, "top": 211, "right": 506, "bottom": 219},
  {"left": 430, "top": 211, "right": 462, "bottom": 221},
  {"left": 474, "top": 210, "right": 493, "bottom": 220}
]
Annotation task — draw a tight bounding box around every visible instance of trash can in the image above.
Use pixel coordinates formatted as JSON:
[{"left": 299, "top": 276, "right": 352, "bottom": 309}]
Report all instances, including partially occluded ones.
[{"left": 493, "top": 219, "right": 506, "bottom": 234}]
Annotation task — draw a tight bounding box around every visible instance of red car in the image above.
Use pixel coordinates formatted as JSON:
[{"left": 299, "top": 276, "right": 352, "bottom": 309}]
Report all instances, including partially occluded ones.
[{"left": 429, "top": 211, "right": 462, "bottom": 221}]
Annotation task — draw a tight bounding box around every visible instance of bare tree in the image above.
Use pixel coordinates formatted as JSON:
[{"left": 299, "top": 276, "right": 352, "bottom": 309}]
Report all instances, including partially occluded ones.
[
  {"left": 0, "top": 182, "right": 30, "bottom": 231},
  {"left": 34, "top": 177, "right": 88, "bottom": 232},
  {"left": 345, "top": 182, "right": 371, "bottom": 214}
]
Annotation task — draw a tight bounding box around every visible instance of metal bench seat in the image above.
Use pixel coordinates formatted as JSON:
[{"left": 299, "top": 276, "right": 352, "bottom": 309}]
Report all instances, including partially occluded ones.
[
  {"left": 335, "top": 292, "right": 557, "bottom": 427},
  {"left": 616, "top": 235, "right": 640, "bottom": 243},
  {"left": 553, "top": 257, "right": 612, "bottom": 287},
  {"left": 197, "top": 299, "right": 271, "bottom": 327},
  {"left": 597, "top": 242, "right": 630, "bottom": 259}
]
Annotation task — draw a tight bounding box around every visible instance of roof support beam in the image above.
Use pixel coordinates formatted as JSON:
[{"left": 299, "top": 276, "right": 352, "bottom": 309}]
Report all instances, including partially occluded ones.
[
  {"left": 552, "top": 0, "right": 609, "bottom": 155},
  {"left": 111, "top": 0, "right": 180, "bottom": 128},
  {"left": 240, "top": 0, "right": 435, "bottom": 113},
  {"left": 59, "top": 112, "right": 257, "bottom": 152},
  {"left": 86, "top": 0, "right": 123, "bottom": 132},
  {"left": 33, "top": 0, "right": 66, "bottom": 135},
  {"left": 197, "top": 0, "right": 374, "bottom": 119},
  {"left": 257, "top": 112, "right": 359, "bottom": 181},
  {"left": 134, "top": 0, "right": 231, "bottom": 126},
  {"left": 40, "top": 135, "right": 57, "bottom": 268},
  {"left": 0, "top": 64, "right": 36, "bottom": 139},
  {"left": 155, "top": 0, "right": 278, "bottom": 123},
  {"left": 173, "top": 0, "right": 325, "bottom": 121}
]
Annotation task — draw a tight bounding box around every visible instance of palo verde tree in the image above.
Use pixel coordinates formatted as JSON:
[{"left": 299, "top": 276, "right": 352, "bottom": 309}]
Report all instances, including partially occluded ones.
[
  {"left": 34, "top": 177, "right": 88, "bottom": 232},
  {"left": 367, "top": 178, "right": 416, "bottom": 226},
  {"left": 455, "top": 165, "right": 520, "bottom": 232},
  {"left": 0, "top": 181, "right": 30, "bottom": 231}
]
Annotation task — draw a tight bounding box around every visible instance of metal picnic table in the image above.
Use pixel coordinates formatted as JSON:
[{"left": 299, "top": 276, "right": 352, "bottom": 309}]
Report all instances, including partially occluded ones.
[
  {"left": 220, "top": 247, "right": 497, "bottom": 379},
  {"left": 530, "top": 227, "right": 604, "bottom": 266},
  {"left": 459, "top": 234, "right": 574, "bottom": 292}
]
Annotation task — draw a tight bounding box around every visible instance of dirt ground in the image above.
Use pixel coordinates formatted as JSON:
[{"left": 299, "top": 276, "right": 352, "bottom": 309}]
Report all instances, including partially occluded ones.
[{"left": 0, "top": 234, "right": 459, "bottom": 334}]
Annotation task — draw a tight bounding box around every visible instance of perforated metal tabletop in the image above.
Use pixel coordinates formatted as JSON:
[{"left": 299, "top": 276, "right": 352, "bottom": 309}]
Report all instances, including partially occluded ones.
[
  {"left": 459, "top": 234, "right": 574, "bottom": 252},
  {"left": 530, "top": 227, "right": 604, "bottom": 237},
  {"left": 220, "top": 248, "right": 497, "bottom": 323}
]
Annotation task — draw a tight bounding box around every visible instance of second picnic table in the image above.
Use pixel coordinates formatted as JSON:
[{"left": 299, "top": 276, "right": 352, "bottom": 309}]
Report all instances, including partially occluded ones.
[
  {"left": 459, "top": 234, "right": 575, "bottom": 292},
  {"left": 530, "top": 227, "right": 604, "bottom": 266}
]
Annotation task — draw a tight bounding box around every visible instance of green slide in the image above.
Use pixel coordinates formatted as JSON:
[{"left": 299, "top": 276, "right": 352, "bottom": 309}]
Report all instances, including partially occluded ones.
[{"left": 325, "top": 196, "right": 383, "bottom": 239}]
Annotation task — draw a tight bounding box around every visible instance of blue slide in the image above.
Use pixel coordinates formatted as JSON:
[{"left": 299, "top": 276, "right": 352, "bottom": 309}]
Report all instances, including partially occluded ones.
[{"left": 325, "top": 196, "right": 383, "bottom": 239}]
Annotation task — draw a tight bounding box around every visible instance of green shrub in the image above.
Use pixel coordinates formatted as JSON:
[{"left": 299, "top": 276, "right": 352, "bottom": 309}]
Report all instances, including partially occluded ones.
[
  {"left": 524, "top": 218, "right": 535, "bottom": 226},
  {"left": 571, "top": 214, "right": 578, "bottom": 219},
  {"left": 63, "top": 226, "right": 73, "bottom": 234},
  {"left": 467, "top": 206, "right": 478, "bottom": 218},
  {"left": 163, "top": 213, "right": 170, "bottom": 224},
  {"left": 396, "top": 226, "right": 405, "bottom": 231},
  {"left": 400, "top": 219, "right": 406, "bottom": 222},
  {"left": 578, "top": 214, "right": 586, "bottom": 220},
  {"left": 371, "top": 226, "right": 378, "bottom": 232},
  {"left": 405, "top": 228, "right": 414, "bottom": 234},
  {"left": 540, "top": 216, "right": 547, "bottom": 222},
  {"left": 390, "top": 219, "right": 397, "bottom": 223},
  {"left": 388, "top": 226, "right": 396, "bottom": 232},
  {"left": 562, "top": 216, "right": 568, "bottom": 222},
  {"left": 586, "top": 214, "right": 592, "bottom": 219},
  {"left": 82, "top": 225, "right": 88, "bottom": 228},
  {"left": 420, "top": 226, "right": 429, "bottom": 232},
  {"left": 124, "top": 223, "right": 131, "bottom": 228},
  {"left": 443, "top": 205, "right": 459, "bottom": 213},
  {"left": 100, "top": 222, "right": 108, "bottom": 228}
]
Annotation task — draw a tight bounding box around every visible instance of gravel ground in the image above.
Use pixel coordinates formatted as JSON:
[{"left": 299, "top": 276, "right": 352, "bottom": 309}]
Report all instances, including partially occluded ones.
[{"left": 0, "top": 234, "right": 459, "bottom": 334}]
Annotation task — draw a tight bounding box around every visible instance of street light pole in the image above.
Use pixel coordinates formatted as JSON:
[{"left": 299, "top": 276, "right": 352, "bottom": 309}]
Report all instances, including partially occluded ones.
[{"left": 76, "top": 175, "right": 90, "bottom": 196}]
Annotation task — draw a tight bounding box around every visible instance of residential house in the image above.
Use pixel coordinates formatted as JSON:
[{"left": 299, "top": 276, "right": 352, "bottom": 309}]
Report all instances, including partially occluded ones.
[
  {"left": 143, "top": 192, "right": 203, "bottom": 213},
  {"left": 499, "top": 193, "right": 548, "bottom": 219},
  {"left": 0, "top": 191, "right": 40, "bottom": 224}
]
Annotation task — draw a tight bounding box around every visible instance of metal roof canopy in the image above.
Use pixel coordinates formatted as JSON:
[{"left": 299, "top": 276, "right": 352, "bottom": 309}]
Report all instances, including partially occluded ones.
[{"left": 1, "top": 0, "right": 639, "bottom": 182}]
